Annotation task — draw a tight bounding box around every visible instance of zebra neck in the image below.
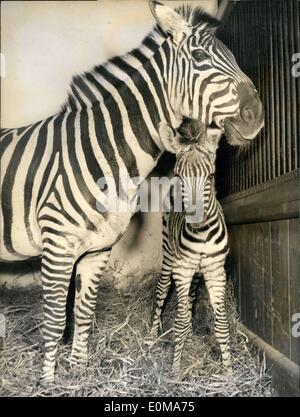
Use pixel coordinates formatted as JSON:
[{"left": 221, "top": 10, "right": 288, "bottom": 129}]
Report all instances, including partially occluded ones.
[
  {"left": 61, "top": 31, "right": 182, "bottom": 159},
  {"left": 207, "top": 193, "right": 219, "bottom": 217},
  {"left": 192, "top": 194, "right": 220, "bottom": 230}
]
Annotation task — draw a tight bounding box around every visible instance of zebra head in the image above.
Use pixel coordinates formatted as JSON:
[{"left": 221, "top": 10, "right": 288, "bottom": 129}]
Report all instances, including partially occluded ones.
[
  {"left": 162, "top": 119, "right": 220, "bottom": 227},
  {"left": 150, "top": 1, "right": 264, "bottom": 146}
]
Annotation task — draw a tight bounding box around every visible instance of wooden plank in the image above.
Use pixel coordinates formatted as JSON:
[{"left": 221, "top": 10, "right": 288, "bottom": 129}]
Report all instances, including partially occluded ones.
[
  {"left": 288, "top": 218, "right": 300, "bottom": 365},
  {"left": 261, "top": 0, "right": 267, "bottom": 181},
  {"left": 283, "top": 0, "right": 292, "bottom": 173},
  {"left": 278, "top": 0, "right": 287, "bottom": 176},
  {"left": 221, "top": 170, "right": 299, "bottom": 225},
  {"left": 273, "top": 1, "right": 281, "bottom": 178},
  {"left": 246, "top": 224, "right": 257, "bottom": 334},
  {"left": 239, "top": 224, "right": 248, "bottom": 325},
  {"left": 253, "top": 223, "right": 265, "bottom": 341},
  {"left": 240, "top": 224, "right": 257, "bottom": 333},
  {"left": 293, "top": 0, "right": 300, "bottom": 169},
  {"left": 289, "top": 0, "right": 299, "bottom": 171},
  {"left": 262, "top": 0, "right": 270, "bottom": 182},
  {"left": 268, "top": 1, "right": 276, "bottom": 180},
  {"left": 271, "top": 220, "right": 290, "bottom": 358},
  {"left": 253, "top": 0, "right": 260, "bottom": 185},
  {"left": 262, "top": 222, "right": 272, "bottom": 346},
  {"left": 223, "top": 199, "right": 299, "bottom": 225}
]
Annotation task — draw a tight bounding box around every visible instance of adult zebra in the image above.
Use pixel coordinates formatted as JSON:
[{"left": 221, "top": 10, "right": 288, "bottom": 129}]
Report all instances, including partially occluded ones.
[
  {"left": 0, "top": 1, "right": 264, "bottom": 383},
  {"left": 152, "top": 119, "right": 231, "bottom": 376}
]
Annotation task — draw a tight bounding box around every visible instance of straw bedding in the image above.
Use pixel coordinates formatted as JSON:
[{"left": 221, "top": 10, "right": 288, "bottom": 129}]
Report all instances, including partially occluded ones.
[{"left": 0, "top": 271, "right": 272, "bottom": 397}]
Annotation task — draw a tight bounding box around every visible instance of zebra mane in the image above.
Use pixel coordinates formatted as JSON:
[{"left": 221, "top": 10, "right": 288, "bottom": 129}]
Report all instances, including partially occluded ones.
[
  {"left": 60, "top": 27, "right": 165, "bottom": 113},
  {"left": 61, "top": 4, "right": 219, "bottom": 113},
  {"left": 175, "top": 4, "right": 221, "bottom": 30}
]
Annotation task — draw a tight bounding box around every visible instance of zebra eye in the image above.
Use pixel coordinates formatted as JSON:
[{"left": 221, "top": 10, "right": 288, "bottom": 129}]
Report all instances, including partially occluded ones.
[
  {"left": 208, "top": 173, "right": 215, "bottom": 181},
  {"left": 192, "top": 49, "right": 210, "bottom": 61}
]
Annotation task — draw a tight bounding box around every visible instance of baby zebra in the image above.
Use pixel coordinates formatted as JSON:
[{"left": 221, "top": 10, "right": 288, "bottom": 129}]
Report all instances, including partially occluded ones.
[{"left": 152, "top": 120, "right": 232, "bottom": 376}]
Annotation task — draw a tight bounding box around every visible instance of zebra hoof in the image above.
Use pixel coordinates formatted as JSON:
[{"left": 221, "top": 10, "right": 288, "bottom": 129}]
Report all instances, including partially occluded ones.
[
  {"left": 171, "top": 367, "right": 182, "bottom": 381},
  {"left": 185, "top": 330, "right": 194, "bottom": 343},
  {"left": 36, "top": 378, "right": 56, "bottom": 392},
  {"left": 223, "top": 366, "right": 233, "bottom": 377},
  {"left": 38, "top": 369, "right": 56, "bottom": 387},
  {"left": 211, "top": 366, "right": 233, "bottom": 379},
  {"left": 149, "top": 327, "right": 159, "bottom": 339},
  {"left": 68, "top": 356, "right": 88, "bottom": 370}
]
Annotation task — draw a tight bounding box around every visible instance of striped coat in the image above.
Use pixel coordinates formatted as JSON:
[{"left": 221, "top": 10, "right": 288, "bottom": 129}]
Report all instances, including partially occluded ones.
[{"left": 152, "top": 120, "right": 232, "bottom": 375}]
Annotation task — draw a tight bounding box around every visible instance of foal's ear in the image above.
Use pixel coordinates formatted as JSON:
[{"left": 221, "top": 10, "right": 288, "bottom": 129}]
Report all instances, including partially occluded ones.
[
  {"left": 149, "top": 1, "right": 190, "bottom": 43},
  {"left": 158, "top": 122, "right": 182, "bottom": 154},
  {"left": 205, "top": 127, "right": 222, "bottom": 154}
]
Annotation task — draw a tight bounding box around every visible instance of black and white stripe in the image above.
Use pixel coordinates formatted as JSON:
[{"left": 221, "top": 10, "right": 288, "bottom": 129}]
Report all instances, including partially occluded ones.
[
  {"left": 151, "top": 121, "right": 232, "bottom": 376},
  {"left": 1, "top": 3, "right": 256, "bottom": 382}
]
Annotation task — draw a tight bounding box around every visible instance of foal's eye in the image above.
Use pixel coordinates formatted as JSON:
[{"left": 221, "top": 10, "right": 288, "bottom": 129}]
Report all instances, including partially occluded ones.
[
  {"left": 208, "top": 173, "right": 215, "bottom": 181},
  {"left": 192, "top": 49, "right": 210, "bottom": 61}
]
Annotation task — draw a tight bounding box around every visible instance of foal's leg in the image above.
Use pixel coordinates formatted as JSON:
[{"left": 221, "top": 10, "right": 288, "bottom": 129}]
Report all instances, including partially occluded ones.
[
  {"left": 186, "top": 274, "right": 200, "bottom": 339},
  {"left": 203, "top": 266, "right": 232, "bottom": 373},
  {"left": 172, "top": 265, "right": 196, "bottom": 376},
  {"left": 151, "top": 238, "right": 174, "bottom": 337},
  {"left": 70, "top": 249, "right": 111, "bottom": 366},
  {"left": 188, "top": 275, "right": 200, "bottom": 324}
]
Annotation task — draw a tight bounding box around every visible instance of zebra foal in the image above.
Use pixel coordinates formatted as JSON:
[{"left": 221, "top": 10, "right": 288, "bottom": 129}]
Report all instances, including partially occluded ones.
[{"left": 152, "top": 120, "right": 232, "bottom": 376}]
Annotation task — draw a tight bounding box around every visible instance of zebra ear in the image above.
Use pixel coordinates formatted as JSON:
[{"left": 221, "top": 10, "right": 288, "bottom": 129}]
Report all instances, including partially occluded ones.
[
  {"left": 205, "top": 128, "right": 222, "bottom": 154},
  {"left": 149, "top": 1, "right": 190, "bottom": 43},
  {"left": 158, "top": 123, "right": 182, "bottom": 154}
]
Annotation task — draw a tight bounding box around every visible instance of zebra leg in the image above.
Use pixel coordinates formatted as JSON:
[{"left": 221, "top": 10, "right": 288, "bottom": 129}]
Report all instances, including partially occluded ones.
[
  {"left": 41, "top": 249, "right": 76, "bottom": 384},
  {"left": 150, "top": 244, "right": 174, "bottom": 337},
  {"left": 172, "top": 266, "right": 195, "bottom": 376},
  {"left": 70, "top": 249, "right": 111, "bottom": 366},
  {"left": 188, "top": 275, "right": 200, "bottom": 323},
  {"left": 203, "top": 269, "right": 232, "bottom": 374},
  {"left": 186, "top": 274, "right": 200, "bottom": 339}
]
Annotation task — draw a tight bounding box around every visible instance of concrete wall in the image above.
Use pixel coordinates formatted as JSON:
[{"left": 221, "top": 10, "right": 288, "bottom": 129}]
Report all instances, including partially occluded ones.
[{"left": 0, "top": 0, "right": 218, "bottom": 287}]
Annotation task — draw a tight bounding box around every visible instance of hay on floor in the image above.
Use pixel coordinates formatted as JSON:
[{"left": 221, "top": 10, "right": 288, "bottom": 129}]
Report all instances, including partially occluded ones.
[{"left": 0, "top": 272, "right": 272, "bottom": 397}]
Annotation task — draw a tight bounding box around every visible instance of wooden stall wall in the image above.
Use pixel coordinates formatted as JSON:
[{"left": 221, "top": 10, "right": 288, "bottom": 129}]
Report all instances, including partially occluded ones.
[
  {"left": 217, "top": 0, "right": 299, "bottom": 197},
  {"left": 216, "top": 0, "right": 300, "bottom": 396}
]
